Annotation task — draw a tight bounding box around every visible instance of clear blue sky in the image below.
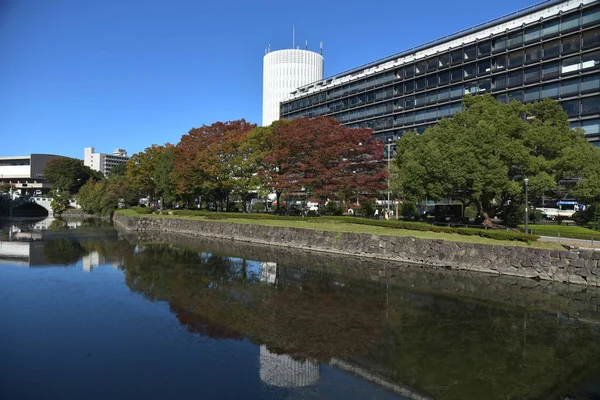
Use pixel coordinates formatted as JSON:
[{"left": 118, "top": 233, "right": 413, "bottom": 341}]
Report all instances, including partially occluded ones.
[{"left": 1, "top": 0, "right": 534, "bottom": 159}]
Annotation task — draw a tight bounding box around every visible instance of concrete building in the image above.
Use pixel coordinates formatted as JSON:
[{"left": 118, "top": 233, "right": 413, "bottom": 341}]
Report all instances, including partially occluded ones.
[
  {"left": 263, "top": 48, "right": 324, "bottom": 126},
  {"left": 84, "top": 147, "right": 129, "bottom": 176},
  {"left": 280, "top": 0, "right": 600, "bottom": 146},
  {"left": 0, "top": 154, "right": 63, "bottom": 195}
]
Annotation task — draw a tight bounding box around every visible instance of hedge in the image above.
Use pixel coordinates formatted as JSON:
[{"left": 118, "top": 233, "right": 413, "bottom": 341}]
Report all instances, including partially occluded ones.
[{"left": 166, "top": 210, "right": 537, "bottom": 243}]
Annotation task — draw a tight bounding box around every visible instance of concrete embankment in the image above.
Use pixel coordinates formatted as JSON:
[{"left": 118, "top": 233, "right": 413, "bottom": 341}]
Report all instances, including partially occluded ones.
[{"left": 113, "top": 213, "right": 600, "bottom": 287}]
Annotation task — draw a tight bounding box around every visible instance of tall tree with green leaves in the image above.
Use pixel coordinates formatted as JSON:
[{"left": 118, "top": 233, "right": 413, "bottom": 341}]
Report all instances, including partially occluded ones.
[
  {"left": 394, "top": 94, "right": 600, "bottom": 226},
  {"left": 44, "top": 157, "right": 103, "bottom": 194}
]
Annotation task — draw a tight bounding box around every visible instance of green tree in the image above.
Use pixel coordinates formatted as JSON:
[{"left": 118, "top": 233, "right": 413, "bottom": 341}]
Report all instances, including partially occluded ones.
[
  {"left": 153, "top": 145, "right": 177, "bottom": 209},
  {"left": 44, "top": 157, "right": 103, "bottom": 194},
  {"left": 394, "top": 95, "right": 600, "bottom": 226},
  {"left": 50, "top": 191, "right": 70, "bottom": 215}
]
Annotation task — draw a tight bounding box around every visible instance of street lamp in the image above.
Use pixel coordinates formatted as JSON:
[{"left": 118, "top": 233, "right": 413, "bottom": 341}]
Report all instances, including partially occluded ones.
[
  {"left": 386, "top": 138, "right": 393, "bottom": 214},
  {"left": 523, "top": 178, "right": 529, "bottom": 234}
]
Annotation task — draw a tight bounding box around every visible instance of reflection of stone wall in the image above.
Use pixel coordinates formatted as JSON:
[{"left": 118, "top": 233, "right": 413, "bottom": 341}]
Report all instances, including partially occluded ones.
[
  {"left": 114, "top": 214, "right": 600, "bottom": 287},
  {"left": 259, "top": 346, "right": 319, "bottom": 387}
]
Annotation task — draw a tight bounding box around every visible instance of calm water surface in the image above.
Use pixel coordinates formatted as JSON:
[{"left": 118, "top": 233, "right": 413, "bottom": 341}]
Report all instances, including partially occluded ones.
[{"left": 1, "top": 217, "right": 600, "bottom": 400}]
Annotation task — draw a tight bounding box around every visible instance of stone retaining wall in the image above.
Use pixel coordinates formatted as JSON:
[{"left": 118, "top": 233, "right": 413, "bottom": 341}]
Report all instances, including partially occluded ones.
[{"left": 114, "top": 213, "right": 600, "bottom": 286}]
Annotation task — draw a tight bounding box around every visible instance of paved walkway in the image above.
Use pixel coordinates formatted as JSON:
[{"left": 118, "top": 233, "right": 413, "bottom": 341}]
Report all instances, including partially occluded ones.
[{"left": 539, "top": 235, "right": 600, "bottom": 249}]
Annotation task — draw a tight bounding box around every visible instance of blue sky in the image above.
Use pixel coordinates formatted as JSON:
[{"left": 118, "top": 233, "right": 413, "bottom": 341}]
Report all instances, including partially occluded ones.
[{"left": 1, "top": 0, "right": 534, "bottom": 159}]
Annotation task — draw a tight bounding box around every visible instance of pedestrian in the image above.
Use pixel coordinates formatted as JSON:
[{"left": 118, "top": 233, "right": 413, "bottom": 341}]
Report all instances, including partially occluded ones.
[{"left": 374, "top": 209, "right": 379, "bottom": 218}]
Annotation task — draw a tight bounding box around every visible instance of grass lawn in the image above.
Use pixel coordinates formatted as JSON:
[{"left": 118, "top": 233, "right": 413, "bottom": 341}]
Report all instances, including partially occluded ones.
[
  {"left": 117, "top": 209, "right": 565, "bottom": 250},
  {"left": 519, "top": 224, "right": 600, "bottom": 240}
]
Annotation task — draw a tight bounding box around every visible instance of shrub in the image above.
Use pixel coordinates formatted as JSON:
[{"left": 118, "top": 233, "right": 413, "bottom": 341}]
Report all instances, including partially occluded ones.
[
  {"left": 360, "top": 201, "right": 375, "bottom": 218},
  {"left": 252, "top": 203, "right": 266, "bottom": 212},
  {"left": 324, "top": 202, "right": 343, "bottom": 216},
  {"left": 400, "top": 202, "right": 417, "bottom": 218},
  {"left": 131, "top": 206, "right": 155, "bottom": 214}
]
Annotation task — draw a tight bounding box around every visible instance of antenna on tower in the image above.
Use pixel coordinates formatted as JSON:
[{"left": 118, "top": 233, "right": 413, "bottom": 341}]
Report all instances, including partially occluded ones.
[
  {"left": 292, "top": 25, "right": 295, "bottom": 49},
  {"left": 320, "top": 41, "right": 323, "bottom": 55},
  {"left": 305, "top": 39, "right": 308, "bottom": 50}
]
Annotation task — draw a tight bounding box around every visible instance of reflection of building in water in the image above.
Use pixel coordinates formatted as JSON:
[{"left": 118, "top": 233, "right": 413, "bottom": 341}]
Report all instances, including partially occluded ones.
[
  {"left": 81, "top": 251, "right": 121, "bottom": 272},
  {"left": 0, "top": 240, "right": 43, "bottom": 266},
  {"left": 260, "top": 262, "right": 277, "bottom": 284},
  {"left": 259, "top": 345, "right": 319, "bottom": 388}
]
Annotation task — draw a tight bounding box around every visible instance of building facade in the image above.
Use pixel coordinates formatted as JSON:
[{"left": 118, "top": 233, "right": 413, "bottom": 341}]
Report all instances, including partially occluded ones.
[
  {"left": 0, "top": 154, "right": 63, "bottom": 194},
  {"left": 263, "top": 48, "right": 324, "bottom": 126},
  {"left": 280, "top": 0, "right": 600, "bottom": 146},
  {"left": 84, "top": 147, "right": 129, "bottom": 176}
]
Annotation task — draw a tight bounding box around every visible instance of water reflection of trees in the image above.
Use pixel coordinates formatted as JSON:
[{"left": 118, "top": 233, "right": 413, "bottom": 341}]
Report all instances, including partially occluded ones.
[{"left": 117, "top": 240, "right": 600, "bottom": 400}]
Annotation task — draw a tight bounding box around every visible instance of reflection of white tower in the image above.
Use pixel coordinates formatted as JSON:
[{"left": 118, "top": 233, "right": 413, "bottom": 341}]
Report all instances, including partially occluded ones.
[
  {"left": 82, "top": 251, "right": 101, "bottom": 272},
  {"left": 260, "top": 262, "right": 277, "bottom": 285},
  {"left": 262, "top": 48, "right": 324, "bottom": 126},
  {"left": 259, "top": 345, "right": 320, "bottom": 387}
]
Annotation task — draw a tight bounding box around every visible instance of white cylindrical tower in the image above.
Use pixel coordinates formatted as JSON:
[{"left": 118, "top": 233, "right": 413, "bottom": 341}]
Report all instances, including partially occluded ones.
[
  {"left": 262, "top": 49, "right": 324, "bottom": 126},
  {"left": 259, "top": 345, "right": 320, "bottom": 387}
]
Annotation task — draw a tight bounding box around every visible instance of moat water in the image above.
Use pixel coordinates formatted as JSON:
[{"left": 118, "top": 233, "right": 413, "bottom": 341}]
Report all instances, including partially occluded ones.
[{"left": 1, "top": 217, "right": 600, "bottom": 400}]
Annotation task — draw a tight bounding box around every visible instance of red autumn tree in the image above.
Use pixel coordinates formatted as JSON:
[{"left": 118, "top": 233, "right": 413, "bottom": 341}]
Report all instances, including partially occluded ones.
[
  {"left": 262, "top": 117, "right": 386, "bottom": 208},
  {"left": 174, "top": 119, "right": 256, "bottom": 211}
]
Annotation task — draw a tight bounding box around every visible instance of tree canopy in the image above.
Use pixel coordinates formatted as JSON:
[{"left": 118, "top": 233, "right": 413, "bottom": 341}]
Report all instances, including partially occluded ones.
[
  {"left": 44, "top": 157, "right": 103, "bottom": 194},
  {"left": 394, "top": 94, "right": 600, "bottom": 225}
]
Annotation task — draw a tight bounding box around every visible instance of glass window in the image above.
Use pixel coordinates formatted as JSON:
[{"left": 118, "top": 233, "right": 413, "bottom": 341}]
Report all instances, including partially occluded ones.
[
  {"left": 524, "top": 25, "right": 540, "bottom": 43},
  {"left": 478, "top": 59, "right": 491, "bottom": 74},
  {"left": 426, "top": 91, "right": 438, "bottom": 104},
  {"left": 404, "top": 80, "right": 414, "bottom": 93},
  {"left": 479, "top": 78, "right": 492, "bottom": 92},
  {"left": 496, "top": 93, "right": 508, "bottom": 104},
  {"left": 405, "top": 96, "right": 415, "bottom": 109},
  {"left": 542, "top": 62, "right": 559, "bottom": 79},
  {"left": 561, "top": 99, "right": 580, "bottom": 116},
  {"left": 507, "top": 31, "right": 523, "bottom": 49},
  {"left": 427, "top": 57, "right": 438, "bottom": 72},
  {"left": 425, "top": 107, "right": 437, "bottom": 120},
  {"left": 427, "top": 75, "right": 438, "bottom": 89},
  {"left": 451, "top": 49, "right": 463, "bottom": 65},
  {"left": 582, "top": 51, "right": 600, "bottom": 70},
  {"left": 543, "top": 40, "right": 560, "bottom": 58},
  {"left": 525, "top": 45, "right": 541, "bottom": 64},
  {"left": 582, "top": 74, "right": 600, "bottom": 92},
  {"left": 451, "top": 67, "right": 463, "bottom": 82},
  {"left": 542, "top": 83, "right": 559, "bottom": 98},
  {"left": 463, "top": 64, "right": 475, "bottom": 78},
  {"left": 438, "top": 87, "right": 450, "bottom": 101},
  {"left": 415, "top": 109, "right": 426, "bottom": 122},
  {"left": 562, "top": 34, "right": 581, "bottom": 54},
  {"left": 405, "top": 112, "right": 415, "bottom": 124},
  {"left": 561, "top": 56, "right": 581, "bottom": 74},
  {"left": 439, "top": 53, "right": 450, "bottom": 68},
  {"left": 494, "top": 54, "right": 507, "bottom": 70},
  {"left": 415, "top": 93, "right": 426, "bottom": 106},
  {"left": 464, "top": 45, "right": 477, "bottom": 60},
  {"left": 562, "top": 12, "right": 580, "bottom": 33},
  {"left": 493, "top": 35, "right": 506, "bottom": 52},
  {"left": 464, "top": 83, "right": 478, "bottom": 95},
  {"left": 405, "top": 64, "right": 415, "bottom": 78},
  {"left": 439, "top": 104, "right": 452, "bottom": 117},
  {"left": 582, "top": 96, "right": 600, "bottom": 114},
  {"left": 582, "top": 7, "right": 600, "bottom": 26},
  {"left": 395, "top": 69, "right": 404, "bottom": 80},
  {"left": 508, "top": 70, "right": 523, "bottom": 87},
  {"left": 415, "top": 78, "right": 426, "bottom": 91},
  {"left": 494, "top": 74, "right": 507, "bottom": 89},
  {"left": 561, "top": 78, "right": 579, "bottom": 96},
  {"left": 416, "top": 61, "right": 427, "bottom": 75},
  {"left": 450, "top": 85, "right": 463, "bottom": 99},
  {"left": 582, "top": 119, "right": 600, "bottom": 135},
  {"left": 542, "top": 19, "right": 560, "bottom": 38},
  {"left": 439, "top": 70, "right": 450, "bottom": 85},
  {"left": 583, "top": 28, "right": 600, "bottom": 49},
  {"left": 508, "top": 90, "right": 524, "bottom": 103},
  {"left": 478, "top": 41, "right": 491, "bottom": 57},
  {"left": 524, "top": 87, "right": 540, "bottom": 102},
  {"left": 508, "top": 50, "right": 523, "bottom": 67}
]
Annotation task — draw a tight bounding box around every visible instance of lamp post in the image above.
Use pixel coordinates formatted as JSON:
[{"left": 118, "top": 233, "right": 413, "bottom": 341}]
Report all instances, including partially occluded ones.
[
  {"left": 523, "top": 178, "right": 529, "bottom": 234},
  {"left": 386, "top": 138, "right": 393, "bottom": 213}
]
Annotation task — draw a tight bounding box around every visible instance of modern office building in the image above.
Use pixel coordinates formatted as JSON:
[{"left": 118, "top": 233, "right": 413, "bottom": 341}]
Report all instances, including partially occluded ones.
[
  {"left": 84, "top": 147, "right": 129, "bottom": 176},
  {"left": 280, "top": 0, "right": 600, "bottom": 146},
  {"left": 263, "top": 48, "right": 324, "bottom": 126},
  {"left": 0, "top": 154, "right": 63, "bottom": 194}
]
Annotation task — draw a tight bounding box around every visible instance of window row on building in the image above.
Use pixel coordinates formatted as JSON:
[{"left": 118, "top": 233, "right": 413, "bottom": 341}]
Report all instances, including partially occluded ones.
[{"left": 282, "top": 7, "right": 600, "bottom": 114}]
